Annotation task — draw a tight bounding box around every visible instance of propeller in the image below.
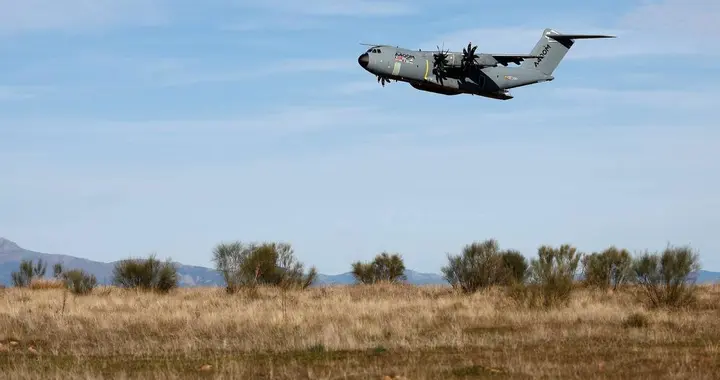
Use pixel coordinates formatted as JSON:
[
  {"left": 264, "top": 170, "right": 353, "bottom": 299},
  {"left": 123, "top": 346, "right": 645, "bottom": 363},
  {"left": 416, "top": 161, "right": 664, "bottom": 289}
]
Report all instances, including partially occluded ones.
[
  {"left": 461, "top": 42, "right": 479, "bottom": 73},
  {"left": 432, "top": 44, "right": 449, "bottom": 84},
  {"left": 377, "top": 75, "right": 392, "bottom": 86}
]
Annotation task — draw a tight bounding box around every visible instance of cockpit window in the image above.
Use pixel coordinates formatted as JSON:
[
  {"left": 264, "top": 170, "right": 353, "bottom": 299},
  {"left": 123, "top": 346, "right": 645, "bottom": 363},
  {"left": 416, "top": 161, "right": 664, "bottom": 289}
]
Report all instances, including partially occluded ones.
[{"left": 366, "top": 48, "right": 382, "bottom": 53}]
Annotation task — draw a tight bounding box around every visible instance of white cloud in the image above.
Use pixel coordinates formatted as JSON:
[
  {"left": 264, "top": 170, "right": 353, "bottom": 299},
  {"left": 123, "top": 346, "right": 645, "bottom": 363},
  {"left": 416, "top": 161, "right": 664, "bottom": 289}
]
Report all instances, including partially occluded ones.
[
  {"left": 333, "top": 80, "right": 381, "bottom": 95},
  {"left": 15, "top": 53, "right": 354, "bottom": 88},
  {"left": 0, "top": 86, "right": 46, "bottom": 101},
  {"left": 420, "top": 27, "right": 545, "bottom": 53},
  {"left": 222, "top": 0, "right": 418, "bottom": 32},
  {"left": 423, "top": 0, "right": 720, "bottom": 59},
  {"left": 144, "top": 58, "right": 354, "bottom": 87},
  {"left": 549, "top": 87, "right": 720, "bottom": 110},
  {"left": 221, "top": 17, "right": 328, "bottom": 32},
  {"left": 1, "top": 104, "right": 393, "bottom": 138},
  {"left": 0, "top": 0, "right": 167, "bottom": 33},
  {"left": 236, "top": 0, "right": 415, "bottom": 16},
  {"left": 419, "top": 26, "right": 626, "bottom": 59},
  {"left": 620, "top": 0, "right": 720, "bottom": 36},
  {"left": 1, "top": 96, "right": 602, "bottom": 145}
]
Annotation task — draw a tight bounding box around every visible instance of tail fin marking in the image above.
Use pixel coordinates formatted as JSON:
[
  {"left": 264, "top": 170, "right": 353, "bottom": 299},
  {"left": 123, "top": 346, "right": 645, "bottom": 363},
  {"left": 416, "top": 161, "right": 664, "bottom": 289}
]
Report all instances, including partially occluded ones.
[{"left": 520, "top": 28, "right": 615, "bottom": 75}]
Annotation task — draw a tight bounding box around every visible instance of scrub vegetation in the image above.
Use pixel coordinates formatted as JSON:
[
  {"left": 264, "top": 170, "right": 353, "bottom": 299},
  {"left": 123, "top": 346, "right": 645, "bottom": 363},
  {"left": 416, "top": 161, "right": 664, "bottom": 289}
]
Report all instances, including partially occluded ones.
[{"left": 1, "top": 240, "right": 717, "bottom": 379}]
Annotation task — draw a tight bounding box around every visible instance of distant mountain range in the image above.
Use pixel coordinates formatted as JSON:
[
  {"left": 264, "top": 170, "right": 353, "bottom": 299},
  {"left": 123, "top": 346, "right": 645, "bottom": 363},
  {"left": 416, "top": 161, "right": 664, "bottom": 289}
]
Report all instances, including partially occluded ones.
[
  {"left": 0, "top": 237, "right": 447, "bottom": 287},
  {"left": 1, "top": 237, "right": 718, "bottom": 287}
]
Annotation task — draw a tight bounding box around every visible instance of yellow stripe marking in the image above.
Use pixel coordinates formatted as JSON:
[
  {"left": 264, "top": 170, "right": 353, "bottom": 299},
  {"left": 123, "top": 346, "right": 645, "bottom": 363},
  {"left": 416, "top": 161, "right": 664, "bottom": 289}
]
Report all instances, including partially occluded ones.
[{"left": 424, "top": 59, "right": 429, "bottom": 80}]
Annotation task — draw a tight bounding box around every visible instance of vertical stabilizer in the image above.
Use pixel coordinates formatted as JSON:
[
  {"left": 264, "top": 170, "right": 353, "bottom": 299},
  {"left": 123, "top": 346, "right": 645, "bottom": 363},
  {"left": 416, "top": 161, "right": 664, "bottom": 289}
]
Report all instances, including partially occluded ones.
[{"left": 521, "top": 28, "right": 615, "bottom": 75}]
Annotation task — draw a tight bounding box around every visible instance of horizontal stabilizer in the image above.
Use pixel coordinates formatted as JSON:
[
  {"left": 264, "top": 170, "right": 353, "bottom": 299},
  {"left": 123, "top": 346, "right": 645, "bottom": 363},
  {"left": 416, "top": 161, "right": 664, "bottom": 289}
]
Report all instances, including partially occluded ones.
[{"left": 548, "top": 34, "right": 616, "bottom": 40}]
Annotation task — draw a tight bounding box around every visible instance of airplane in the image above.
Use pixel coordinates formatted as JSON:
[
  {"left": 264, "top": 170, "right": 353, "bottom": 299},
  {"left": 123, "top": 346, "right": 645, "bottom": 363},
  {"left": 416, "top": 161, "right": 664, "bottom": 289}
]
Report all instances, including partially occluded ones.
[{"left": 357, "top": 28, "right": 615, "bottom": 100}]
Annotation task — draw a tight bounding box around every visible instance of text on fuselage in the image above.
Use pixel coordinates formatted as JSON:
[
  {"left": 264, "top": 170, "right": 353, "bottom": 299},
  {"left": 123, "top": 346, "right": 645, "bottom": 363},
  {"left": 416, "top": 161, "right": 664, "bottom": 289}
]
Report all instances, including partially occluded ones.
[{"left": 394, "top": 52, "right": 415, "bottom": 63}]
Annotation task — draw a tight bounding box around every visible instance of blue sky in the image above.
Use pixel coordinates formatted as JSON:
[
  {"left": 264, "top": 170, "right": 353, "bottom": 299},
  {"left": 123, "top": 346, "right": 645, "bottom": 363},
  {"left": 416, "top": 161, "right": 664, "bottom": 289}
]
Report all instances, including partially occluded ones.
[{"left": 1, "top": 0, "right": 719, "bottom": 274}]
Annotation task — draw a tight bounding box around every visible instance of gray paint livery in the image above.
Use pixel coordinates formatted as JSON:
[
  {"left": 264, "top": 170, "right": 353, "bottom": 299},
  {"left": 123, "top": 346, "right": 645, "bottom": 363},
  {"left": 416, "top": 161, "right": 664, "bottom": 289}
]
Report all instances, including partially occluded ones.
[{"left": 357, "top": 28, "right": 615, "bottom": 100}]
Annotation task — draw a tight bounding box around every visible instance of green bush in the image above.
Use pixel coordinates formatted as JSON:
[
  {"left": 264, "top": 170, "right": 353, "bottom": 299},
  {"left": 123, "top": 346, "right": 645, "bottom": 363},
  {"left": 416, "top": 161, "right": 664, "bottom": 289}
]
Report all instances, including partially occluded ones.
[
  {"left": 212, "top": 241, "right": 317, "bottom": 293},
  {"left": 62, "top": 269, "right": 97, "bottom": 295},
  {"left": 351, "top": 252, "right": 406, "bottom": 284},
  {"left": 112, "top": 254, "right": 178, "bottom": 293},
  {"left": 501, "top": 249, "right": 528, "bottom": 285},
  {"left": 632, "top": 244, "right": 700, "bottom": 308},
  {"left": 527, "top": 244, "right": 581, "bottom": 308},
  {"left": 582, "top": 246, "right": 632, "bottom": 290},
  {"left": 441, "top": 239, "right": 524, "bottom": 293},
  {"left": 53, "top": 263, "right": 64, "bottom": 279},
  {"left": 11, "top": 259, "right": 47, "bottom": 287}
]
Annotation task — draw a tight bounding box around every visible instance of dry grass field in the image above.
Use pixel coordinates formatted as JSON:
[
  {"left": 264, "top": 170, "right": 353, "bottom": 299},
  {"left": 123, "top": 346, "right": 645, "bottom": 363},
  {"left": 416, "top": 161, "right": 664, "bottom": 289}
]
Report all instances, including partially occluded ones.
[{"left": 1, "top": 284, "right": 719, "bottom": 379}]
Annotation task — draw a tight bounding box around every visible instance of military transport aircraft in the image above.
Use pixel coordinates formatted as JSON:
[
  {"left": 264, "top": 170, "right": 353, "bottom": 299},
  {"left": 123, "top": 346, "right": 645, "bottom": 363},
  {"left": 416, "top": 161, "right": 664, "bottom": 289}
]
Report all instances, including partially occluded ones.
[{"left": 357, "top": 28, "right": 615, "bottom": 100}]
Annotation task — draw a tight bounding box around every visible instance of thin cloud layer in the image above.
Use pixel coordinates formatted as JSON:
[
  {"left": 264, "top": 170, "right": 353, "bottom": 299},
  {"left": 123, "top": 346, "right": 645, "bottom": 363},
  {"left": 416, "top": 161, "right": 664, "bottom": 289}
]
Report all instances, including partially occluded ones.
[
  {"left": 235, "top": 0, "right": 416, "bottom": 16},
  {"left": 620, "top": 0, "right": 720, "bottom": 35},
  {"left": 425, "top": 0, "right": 720, "bottom": 58},
  {"left": 0, "top": 0, "right": 167, "bottom": 33}
]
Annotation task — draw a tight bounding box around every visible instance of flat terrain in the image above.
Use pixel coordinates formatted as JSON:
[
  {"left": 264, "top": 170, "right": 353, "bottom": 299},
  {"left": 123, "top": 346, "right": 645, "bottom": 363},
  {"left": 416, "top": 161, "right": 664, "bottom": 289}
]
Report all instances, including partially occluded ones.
[{"left": 1, "top": 284, "right": 719, "bottom": 379}]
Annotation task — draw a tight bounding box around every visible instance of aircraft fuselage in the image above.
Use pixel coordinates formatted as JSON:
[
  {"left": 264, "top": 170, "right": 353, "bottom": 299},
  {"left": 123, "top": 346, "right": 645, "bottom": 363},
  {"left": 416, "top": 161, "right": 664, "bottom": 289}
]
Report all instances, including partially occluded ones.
[
  {"left": 357, "top": 29, "right": 615, "bottom": 99},
  {"left": 358, "top": 45, "right": 551, "bottom": 100}
]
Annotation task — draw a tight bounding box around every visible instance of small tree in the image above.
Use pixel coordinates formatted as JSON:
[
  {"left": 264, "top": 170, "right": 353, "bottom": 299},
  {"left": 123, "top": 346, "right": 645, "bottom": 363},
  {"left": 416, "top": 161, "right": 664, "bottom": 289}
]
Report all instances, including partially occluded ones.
[
  {"left": 53, "top": 263, "right": 64, "bottom": 279},
  {"left": 528, "top": 244, "right": 581, "bottom": 308},
  {"left": 256, "top": 242, "right": 318, "bottom": 288},
  {"left": 62, "top": 269, "right": 97, "bottom": 295},
  {"left": 582, "top": 246, "right": 632, "bottom": 290},
  {"left": 441, "top": 239, "right": 512, "bottom": 293},
  {"left": 351, "top": 252, "right": 406, "bottom": 284},
  {"left": 213, "top": 241, "right": 255, "bottom": 293},
  {"left": 212, "top": 241, "right": 317, "bottom": 293},
  {"left": 33, "top": 259, "right": 46, "bottom": 277},
  {"left": 11, "top": 259, "right": 47, "bottom": 287},
  {"left": 112, "top": 254, "right": 178, "bottom": 293},
  {"left": 632, "top": 244, "right": 700, "bottom": 308}
]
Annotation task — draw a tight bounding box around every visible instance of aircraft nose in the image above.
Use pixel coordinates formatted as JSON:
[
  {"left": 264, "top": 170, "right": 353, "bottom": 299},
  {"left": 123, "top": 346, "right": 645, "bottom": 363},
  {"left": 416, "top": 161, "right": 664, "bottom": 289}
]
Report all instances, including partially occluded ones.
[{"left": 358, "top": 53, "right": 369, "bottom": 68}]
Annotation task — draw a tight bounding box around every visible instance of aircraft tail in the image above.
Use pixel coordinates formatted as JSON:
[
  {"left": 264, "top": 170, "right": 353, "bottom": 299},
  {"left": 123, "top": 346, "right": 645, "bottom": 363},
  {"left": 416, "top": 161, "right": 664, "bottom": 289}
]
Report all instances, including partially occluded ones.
[{"left": 521, "top": 28, "right": 615, "bottom": 75}]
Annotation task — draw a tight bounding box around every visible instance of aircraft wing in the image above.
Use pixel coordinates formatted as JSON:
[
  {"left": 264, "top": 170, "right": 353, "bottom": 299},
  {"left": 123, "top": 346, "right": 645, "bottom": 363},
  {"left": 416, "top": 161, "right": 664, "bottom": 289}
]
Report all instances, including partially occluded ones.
[{"left": 490, "top": 54, "right": 540, "bottom": 66}]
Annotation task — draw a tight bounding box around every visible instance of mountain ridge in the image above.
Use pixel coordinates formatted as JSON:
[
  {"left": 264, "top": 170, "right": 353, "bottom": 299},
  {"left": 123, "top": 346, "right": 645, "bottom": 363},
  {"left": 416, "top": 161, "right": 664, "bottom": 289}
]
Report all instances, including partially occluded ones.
[
  {"left": 0, "top": 237, "right": 447, "bottom": 286},
  {"left": 2, "top": 237, "right": 718, "bottom": 286}
]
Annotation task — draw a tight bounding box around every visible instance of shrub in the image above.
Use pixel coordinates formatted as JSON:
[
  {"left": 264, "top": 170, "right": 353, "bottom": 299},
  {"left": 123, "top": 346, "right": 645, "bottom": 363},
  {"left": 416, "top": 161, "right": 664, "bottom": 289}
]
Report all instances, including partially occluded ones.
[
  {"left": 632, "top": 244, "right": 700, "bottom": 308},
  {"left": 441, "top": 239, "right": 522, "bottom": 293},
  {"left": 506, "top": 282, "right": 544, "bottom": 309},
  {"left": 622, "top": 312, "right": 649, "bottom": 329},
  {"left": 582, "top": 246, "right": 632, "bottom": 290},
  {"left": 11, "top": 259, "right": 47, "bottom": 287},
  {"left": 501, "top": 249, "right": 528, "bottom": 285},
  {"left": 351, "top": 252, "right": 406, "bottom": 284},
  {"left": 62, "top": 269, "right": 97, "bottom": 295},
  {"left": 212, "top": 241, "right": 317, "bottom": 293},
  {"left": 527, "top": 244, "right": 581, "bottom": 308},
  {"left": 53, "top": 263, "right": 64, "bottom": 279},
  {"left": 112, "top": 254, "right": 178, "bottom": 293}
]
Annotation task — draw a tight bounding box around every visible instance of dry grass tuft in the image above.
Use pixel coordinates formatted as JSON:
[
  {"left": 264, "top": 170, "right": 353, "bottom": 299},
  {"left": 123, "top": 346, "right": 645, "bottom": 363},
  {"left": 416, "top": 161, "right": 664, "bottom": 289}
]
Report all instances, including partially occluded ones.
[
  {"left": 622, "top": 311, "right": 650, "bottom": 328},
  {"left": 0, "top": 284, "right": 718, "bottom": 379},
  {"left": 27, "top": 278, "right": 65, "bottom": 290}
]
